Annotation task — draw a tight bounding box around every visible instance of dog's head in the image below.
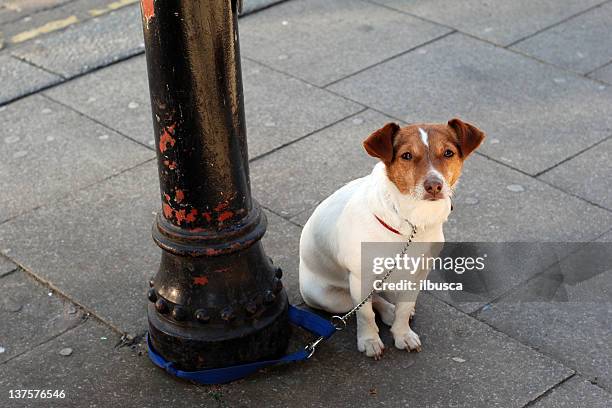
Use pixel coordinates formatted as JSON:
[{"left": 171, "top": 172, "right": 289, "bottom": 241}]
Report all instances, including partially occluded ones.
[{"left": 363, "top": 119, "right": 485, "bottom": 201}]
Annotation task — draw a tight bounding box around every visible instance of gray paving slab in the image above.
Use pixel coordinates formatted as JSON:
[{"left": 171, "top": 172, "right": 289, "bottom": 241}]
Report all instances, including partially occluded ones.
[
  {"left": 0, "top": 54, "right": 61, "bottom": 105},
  {"left": 11, "top": 5, "right": 144, "bottom": 78},
  {"left": 0, "top": 161, "right": 305, "bottom": 334},
  {"left": 477, "top": 263, "right": 612, "bottom": 391},
  {"left": 511, "top": 2, "right": 612, "bottom": 74},
  {"left": 0, "top": 294, "right": 574, "bottom": 407},
  {"left": 0, "top": 270, "right": 84, "bottom": 364},
  {"left": 372, "top": 0, "right": 605, "bottom": 46},
  {"left": 252, "top": 109, "right": 612, "bottom": 241},
  {"left": 0, "top": 0, "right": 72, "bottom": 25},
  {"left": 240, "top": 0, "right": 451, "bottom": 86},
  {"left": 0, "top": 94, "right": 153, "bottom": 223},
  {"left": 45, "top": 55, "right": 362, "bottom": 157},
  {"left": 538, "top": 138, "right": 612, "bottom": 210},
  {"left": 44, "top": 55, "right": 154, "bottom": 147},
  {"left": 590, "top": 62, "right": 612, "bottom": 85},
  {"left": 328, "top": 33, "right": 612, "bottom": 176},
  {"left": 251, "top": 109, "right": 382, "bottom": 218},
  {"left": 0, "top": 321, "right": 217, "bottom": 407},
  {"left": 531, "top": 376, "right": 612, "bottom": 408},
  {"left": 0, "top": 255, "right": 17, "bottom": 278}
]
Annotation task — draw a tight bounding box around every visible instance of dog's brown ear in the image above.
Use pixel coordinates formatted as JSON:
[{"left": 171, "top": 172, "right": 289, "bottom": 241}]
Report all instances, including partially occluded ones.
[
  {"left": 448, "top": 118, "right": 485, "bottom": 158},
  {"left": 363, "top": 122, "right": 400, "bottom": 163}
]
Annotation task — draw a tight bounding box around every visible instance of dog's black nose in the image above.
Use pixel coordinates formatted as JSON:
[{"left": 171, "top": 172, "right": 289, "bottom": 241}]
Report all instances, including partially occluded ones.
[{"left": 424, "top": 177, "right": 443, "bottom": 196}]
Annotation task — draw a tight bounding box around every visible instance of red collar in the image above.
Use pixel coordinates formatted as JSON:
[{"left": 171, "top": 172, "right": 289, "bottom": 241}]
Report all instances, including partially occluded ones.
[{"left": 374, "top": 214, "right": 401, "bottom": 235}]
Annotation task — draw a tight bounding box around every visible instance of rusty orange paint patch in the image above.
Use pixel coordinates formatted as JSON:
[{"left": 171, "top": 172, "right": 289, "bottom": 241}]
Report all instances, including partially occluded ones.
[
  {"left": 162, "top": 202, "right": 173, "bottom": 219},
  {"left": 185, "top": 208, "right": 198, "bottom": 223},
  {"left": 193, "top": 276, "right": 209, "bottom": 286},
  {"left": 214, "top": 202, "right": 229, "bottom": 212},
  {"left": 163, "top": 160, "right": 177, "bottom": 170},
  {"left": 159, "top": 124, "right": 176, "bottom": 153},
  {"left": 175, "top": 208, "right": 198, "bottom": 224},
  {"left": 175, "top": 189, "right": 185, "bottom": 203},
  {"left": 202, "top": 212, "right": 212, "bottom": 222},
  {"left": 141, "top": 0, "right": 155, "bottom": 22},
  {"left": 218, "top": 211, "right": 233, "bottom": 222}
]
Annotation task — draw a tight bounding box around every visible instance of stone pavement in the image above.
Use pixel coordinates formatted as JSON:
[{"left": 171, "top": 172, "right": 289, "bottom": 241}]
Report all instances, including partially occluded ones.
[{"left": 0, "top": 0, "right": 611, "bottom": 406}]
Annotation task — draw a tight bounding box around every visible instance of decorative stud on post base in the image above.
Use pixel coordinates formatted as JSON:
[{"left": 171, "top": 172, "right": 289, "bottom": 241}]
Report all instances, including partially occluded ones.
[{"left": 140, "top": 0, "right": 290, "bottom": 371}]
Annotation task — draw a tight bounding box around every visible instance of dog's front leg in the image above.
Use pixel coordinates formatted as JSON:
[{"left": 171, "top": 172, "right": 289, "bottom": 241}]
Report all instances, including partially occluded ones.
[
  {"left": 390, "top": 264, "right": 433, "bottom": 352},
  {"left": 390, "top": 301, "right": 421, "bottom": 352},
  {"left": 350, "top": 275, "right": 384, "bottom": 359}
]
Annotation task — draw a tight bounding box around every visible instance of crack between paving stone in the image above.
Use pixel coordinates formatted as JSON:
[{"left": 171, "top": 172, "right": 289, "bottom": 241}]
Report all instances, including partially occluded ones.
[
  {"left": 594, "top": 227, "right": 612, "bottom": 241},
  {"left": 248, "top": 106, "right": 369, "bottom": 163},
  {"left": 0, "top": 267, "right": 18, "bottom": 279},
  {"left": 0, "top": 57, "right": 64, "bottom": 107},
  {"left": 41, "top": 92, "right": 154, "bottom": 151},
  {"left": 322, "top": 29, "right": 457, "bottom": 88},
  {"left": 285, "top": 204, "right": 319, "bottom": 227},
  {"left": 586, "top": 59, "right": 612, "bottom": 77},
  {"left": 0, "top": 318, "right": 89, "bottom": 367},
  {"left": 503, "top": 46, "right": 612, "bottom": 83},
  {"left": 9, "top": 53, "right": 63, "bottom": 78},
  {"left": 521, "top": 373, "right": 577, "bottom": 407},
  {"left": 260, "top": 204, "right": 304, "bottom": 229},
  {"left": 534, "top": 135, "right": 612, "bottom": 177}
]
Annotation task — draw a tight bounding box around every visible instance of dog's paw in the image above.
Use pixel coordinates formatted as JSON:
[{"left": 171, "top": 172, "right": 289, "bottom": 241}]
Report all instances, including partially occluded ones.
[
  {"left": 358, "top": 335, "right": 385, "bottom": 360},
  {"left": 393, "top": 328, "right": 422, "bottom": 352}
]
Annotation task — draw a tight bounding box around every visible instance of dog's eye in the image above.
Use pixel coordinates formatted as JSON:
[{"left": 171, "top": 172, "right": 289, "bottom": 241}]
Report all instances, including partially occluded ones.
[
  {"left": 401, "top": 152, "right": 412, "bottom": 161},
  {"left": 443, "top": 149, "right": 454, "bottom": 158}
]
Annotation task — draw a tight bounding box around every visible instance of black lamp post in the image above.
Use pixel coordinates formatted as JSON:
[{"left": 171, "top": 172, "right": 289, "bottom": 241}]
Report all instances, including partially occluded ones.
[{"left": 141, "top": 0, "right": 289, "bottom": 370}]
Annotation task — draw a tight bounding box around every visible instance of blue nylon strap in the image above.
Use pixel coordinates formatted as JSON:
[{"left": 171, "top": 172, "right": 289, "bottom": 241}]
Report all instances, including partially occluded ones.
[{"left": 147, "top": 305, "right": 336, "bottom": 384}]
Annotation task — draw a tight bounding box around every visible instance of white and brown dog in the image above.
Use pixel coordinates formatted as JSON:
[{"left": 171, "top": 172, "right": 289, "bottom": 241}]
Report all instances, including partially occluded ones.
[{"left": 299, "top": 119, "right": 485, "bottom": 359}]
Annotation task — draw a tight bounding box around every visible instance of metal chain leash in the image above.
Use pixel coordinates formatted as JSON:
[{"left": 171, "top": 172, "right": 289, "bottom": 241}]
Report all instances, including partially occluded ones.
[{"left": 305, "top": 224, "right": 418, "bottom": 358}]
